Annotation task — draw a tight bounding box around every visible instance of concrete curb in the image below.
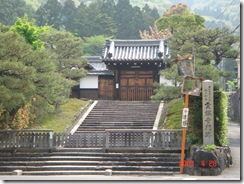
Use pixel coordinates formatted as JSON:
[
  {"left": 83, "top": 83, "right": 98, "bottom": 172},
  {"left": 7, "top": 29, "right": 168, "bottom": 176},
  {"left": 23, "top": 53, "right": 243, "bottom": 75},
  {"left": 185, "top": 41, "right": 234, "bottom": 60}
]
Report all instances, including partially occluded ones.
[{"left": 70, "top": 101, "right": 98, "bottom": 134}]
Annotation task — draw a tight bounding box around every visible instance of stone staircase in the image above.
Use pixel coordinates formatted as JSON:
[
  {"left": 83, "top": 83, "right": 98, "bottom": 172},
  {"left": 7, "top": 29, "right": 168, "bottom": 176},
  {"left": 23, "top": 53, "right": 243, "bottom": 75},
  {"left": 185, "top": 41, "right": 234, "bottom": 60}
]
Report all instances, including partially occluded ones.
[
  {"left": 0, "top": 148, "right": 181, "bottom": 176},
  {"left": 0, "top": 100, "right": 184, "bottom": 176},
  {"left": 75, "top": 100, "right": 160, "bottom": 132}
]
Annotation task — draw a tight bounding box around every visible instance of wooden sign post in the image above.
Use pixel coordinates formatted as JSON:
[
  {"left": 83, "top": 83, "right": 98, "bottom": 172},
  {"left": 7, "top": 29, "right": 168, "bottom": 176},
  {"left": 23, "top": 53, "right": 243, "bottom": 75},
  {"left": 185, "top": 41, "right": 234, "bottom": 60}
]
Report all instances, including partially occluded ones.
[{"left": 176, "top": 54, "right": 203, "bottom": 174}]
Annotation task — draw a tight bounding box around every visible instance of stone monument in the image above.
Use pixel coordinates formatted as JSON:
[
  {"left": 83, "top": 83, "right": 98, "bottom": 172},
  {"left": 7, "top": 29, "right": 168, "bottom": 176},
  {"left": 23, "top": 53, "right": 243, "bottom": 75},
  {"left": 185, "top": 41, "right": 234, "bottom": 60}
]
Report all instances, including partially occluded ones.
[{"left": 202, "top": 80, "right": 214, "bottom": 145}]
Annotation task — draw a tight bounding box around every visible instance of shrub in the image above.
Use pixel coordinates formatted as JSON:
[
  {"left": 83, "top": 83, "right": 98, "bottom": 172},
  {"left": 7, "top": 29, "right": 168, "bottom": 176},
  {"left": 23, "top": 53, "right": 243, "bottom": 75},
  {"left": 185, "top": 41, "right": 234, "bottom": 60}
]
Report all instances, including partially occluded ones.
[
  {"left": 187, "top": 88, "right": 228, "bottom": 146},
  {"left": 151, "top": 85, "right": 181, "bottom": 101},
  {"left": 202, "top": 144, "right": 217, "bottom": 151}
]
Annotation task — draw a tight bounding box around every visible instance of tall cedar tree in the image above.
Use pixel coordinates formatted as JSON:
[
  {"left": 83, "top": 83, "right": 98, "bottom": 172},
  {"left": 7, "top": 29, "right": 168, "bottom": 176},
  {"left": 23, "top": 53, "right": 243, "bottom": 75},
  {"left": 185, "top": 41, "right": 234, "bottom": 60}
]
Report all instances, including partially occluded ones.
[
  {"left": 35, "top": 0, "right": 62, "bottom": 30},
  {"left": 0, "top": 0, "right": 35, "bottom": 26},
  {"left": 62, "top": 0, "right": 77, "bottom": 33}
]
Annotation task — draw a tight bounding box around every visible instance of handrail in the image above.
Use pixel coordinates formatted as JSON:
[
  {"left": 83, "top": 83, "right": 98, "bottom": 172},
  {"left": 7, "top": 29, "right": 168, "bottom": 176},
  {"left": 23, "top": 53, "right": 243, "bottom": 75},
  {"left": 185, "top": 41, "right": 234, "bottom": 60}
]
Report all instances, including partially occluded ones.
[
  {"left": 0, "top": 130, "right": 53, "bottom": 133},
  {"left": 105, "top": 129, "right": 182, "bottom": 132}
]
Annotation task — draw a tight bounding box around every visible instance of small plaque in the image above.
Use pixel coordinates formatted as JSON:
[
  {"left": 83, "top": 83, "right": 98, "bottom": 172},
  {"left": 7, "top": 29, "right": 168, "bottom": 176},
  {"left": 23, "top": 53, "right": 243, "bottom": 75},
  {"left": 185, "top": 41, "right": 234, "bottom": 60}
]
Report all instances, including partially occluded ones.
[{"left": 182, "top": 108, "right": 189, "bottom": 127}]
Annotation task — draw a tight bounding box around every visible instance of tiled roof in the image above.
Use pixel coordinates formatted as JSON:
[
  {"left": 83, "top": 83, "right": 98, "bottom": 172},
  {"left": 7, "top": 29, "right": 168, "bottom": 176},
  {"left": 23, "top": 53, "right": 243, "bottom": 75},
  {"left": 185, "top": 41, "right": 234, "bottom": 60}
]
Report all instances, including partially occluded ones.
[
  {"left": 82, "top": 56, "right": 113, "bottom": 75},
  {"left": 102, "top": 39, "right": 170, "bottom": 62}
]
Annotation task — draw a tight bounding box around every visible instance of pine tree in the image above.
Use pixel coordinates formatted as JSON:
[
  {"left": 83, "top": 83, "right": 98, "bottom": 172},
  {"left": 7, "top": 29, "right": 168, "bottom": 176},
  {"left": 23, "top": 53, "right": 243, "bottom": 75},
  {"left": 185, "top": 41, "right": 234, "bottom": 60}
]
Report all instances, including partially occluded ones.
[
  {"left": 0, "top": 31, "right": 36, "bottom": 128},
  {"left": 41, "top": 30, "right": 87, "bottom": 81}
]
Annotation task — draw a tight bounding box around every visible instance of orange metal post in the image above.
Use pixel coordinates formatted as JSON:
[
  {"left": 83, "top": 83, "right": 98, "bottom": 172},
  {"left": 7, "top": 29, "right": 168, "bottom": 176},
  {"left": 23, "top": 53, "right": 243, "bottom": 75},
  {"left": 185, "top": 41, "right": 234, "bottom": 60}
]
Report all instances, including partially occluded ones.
[{"left": 180, "top": 93, "right": 189, "bottom": 174}]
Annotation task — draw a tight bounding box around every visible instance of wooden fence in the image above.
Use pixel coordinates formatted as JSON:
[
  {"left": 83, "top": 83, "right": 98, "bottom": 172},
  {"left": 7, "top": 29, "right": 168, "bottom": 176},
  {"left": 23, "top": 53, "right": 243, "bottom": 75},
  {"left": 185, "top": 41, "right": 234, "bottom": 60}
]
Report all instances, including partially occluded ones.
[
  {"left": 0, "top": 129, "right": 184, "bottom": 150},
  {"left": 120, "top": 88, "right": 153, "bottom": 101}
]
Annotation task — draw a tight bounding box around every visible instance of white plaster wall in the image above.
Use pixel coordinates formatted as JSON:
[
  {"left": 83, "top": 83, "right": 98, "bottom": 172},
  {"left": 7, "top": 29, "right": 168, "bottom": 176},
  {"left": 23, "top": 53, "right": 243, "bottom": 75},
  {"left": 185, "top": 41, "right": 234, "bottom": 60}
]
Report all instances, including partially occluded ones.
[
  {"left": 80, "top": 75, "right": 98, "bottom": 89},
  {"left": 159, "top": 75, "right": 174, "bottom": 86}
]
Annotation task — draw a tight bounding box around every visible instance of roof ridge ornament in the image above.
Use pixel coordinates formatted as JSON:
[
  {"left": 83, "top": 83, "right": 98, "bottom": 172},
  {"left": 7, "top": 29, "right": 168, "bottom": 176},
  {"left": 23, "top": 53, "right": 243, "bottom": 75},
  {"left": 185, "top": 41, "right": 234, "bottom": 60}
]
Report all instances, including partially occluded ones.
[
  {"left": 108, "top": 41, "right": 115, "bottom": 59},
  {"left": 158, "top": 40, "right": 164, "bottom": 58}
]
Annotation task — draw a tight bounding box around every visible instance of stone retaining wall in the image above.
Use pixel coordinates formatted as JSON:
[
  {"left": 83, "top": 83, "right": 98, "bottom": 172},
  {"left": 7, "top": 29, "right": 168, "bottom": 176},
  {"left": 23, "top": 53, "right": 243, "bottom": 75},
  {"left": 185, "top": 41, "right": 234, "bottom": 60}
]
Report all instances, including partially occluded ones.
[{"left": 184, "top": 145, "right": 232, "bottom": 176}]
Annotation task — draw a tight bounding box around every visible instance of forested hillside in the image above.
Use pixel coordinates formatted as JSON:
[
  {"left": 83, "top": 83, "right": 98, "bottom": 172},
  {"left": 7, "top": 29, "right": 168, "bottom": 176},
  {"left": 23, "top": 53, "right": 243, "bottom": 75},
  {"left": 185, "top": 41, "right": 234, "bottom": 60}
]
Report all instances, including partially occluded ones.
[{"left": 23, "top": 0, "right": 240, "bottom": 35}]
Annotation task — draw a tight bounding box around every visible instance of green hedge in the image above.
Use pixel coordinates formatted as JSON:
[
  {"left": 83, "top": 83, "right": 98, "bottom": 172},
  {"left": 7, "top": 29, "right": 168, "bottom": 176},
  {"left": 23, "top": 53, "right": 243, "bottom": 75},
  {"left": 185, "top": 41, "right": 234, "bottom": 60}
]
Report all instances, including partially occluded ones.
[{"left": 187, "top": 89, "right": 228, "bottom": 146}]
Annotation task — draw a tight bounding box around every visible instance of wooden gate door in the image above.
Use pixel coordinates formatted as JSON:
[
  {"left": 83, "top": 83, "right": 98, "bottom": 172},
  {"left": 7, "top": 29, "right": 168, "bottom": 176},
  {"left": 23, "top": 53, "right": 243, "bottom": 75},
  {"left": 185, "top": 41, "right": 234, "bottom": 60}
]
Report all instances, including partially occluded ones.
[
  {"left": 99, "top": 76, "right": 114, "bottom": 99},
  {"left": 120, "top": 70, "right": 153, "bottom": 101}
]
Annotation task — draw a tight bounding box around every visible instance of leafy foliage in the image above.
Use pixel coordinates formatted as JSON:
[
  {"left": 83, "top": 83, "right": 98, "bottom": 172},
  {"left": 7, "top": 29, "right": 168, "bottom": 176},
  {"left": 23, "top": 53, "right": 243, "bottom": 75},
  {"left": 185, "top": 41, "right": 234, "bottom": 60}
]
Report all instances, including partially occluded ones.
[
  {"left": 192, "top": 28, "right": 239, "bottom": 66},
  {"left": 0, "top": 31, "right": 36, "bottom": 128},
  {"left": 0, "top": 20, "right": 86, "bottom": 129},
  {"left": 163, "top": 3, "right": 188, "bottom": 16},
  {"left": 41, "top": 30, "right": 87, "bottom": 80},
  {"left": 187, "top": 89, "right": 228, "bottom": 146},
  {"left": 213, "top": 90, "right": 228, "bottom": 146},
  {"left": 82, "top": 35, "right": 109, "bottom": 56},
  {"left": 151, "top": 85, "right": 181, "bottom": 101},
  {"left": 156, "top": 5, "right": 205, "bottom": 34},
  {"left": 187, "top": 95, "right": 203, "bottom": 145},
  {"left": 202, "top": 144, "right": 217, "bottom": 151},
  {"left": 140, "top": 22, "right": 172, "bottom": 40},
  {"left": 160, "top": 64, "right": 182, "bottom": 87},
  {"left": 10, "top": 14, "right": 49, "bottom": 50},
  {"left": 154, "top": 3, "right": 239, "bottom": 90}
]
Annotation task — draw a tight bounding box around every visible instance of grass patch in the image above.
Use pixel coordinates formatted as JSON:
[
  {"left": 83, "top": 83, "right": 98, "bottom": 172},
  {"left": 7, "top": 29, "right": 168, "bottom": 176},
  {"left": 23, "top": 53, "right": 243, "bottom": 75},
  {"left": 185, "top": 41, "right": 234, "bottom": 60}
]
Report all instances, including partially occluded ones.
[
  {"left": 161, "top": 98, "right": 184, "bottom": 129},
  {"left": 30, "top": 99, "right": 88, "bottom": 133}
]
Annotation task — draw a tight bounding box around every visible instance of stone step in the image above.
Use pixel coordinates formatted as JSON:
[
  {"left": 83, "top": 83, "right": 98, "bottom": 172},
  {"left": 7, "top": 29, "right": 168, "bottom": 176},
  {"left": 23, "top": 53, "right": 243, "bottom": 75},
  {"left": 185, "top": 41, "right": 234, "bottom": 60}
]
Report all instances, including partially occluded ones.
[
  {"left": 0, "top": 165, "right": 180, "bottom": 172},
  {"left": 0, "top": 152, "right": 181, "bottom": 158},
  {"left": 85, "top": 115, "right": 156, "bottom": 119},
  {"left": 112, "top": 171, "right": 180, "bottom": 175},
  {"left": 81, "top": 119, "right": 155, "bottom": 122},
  {"left": 77, "top": 125, "right": 153, "bottom": 128},
  {"left": 0, "top": 147, "right": 182, "bottom": 176},
  {"left": 0, "top": 161, "right": 180, "bottom": 167},
  {"left": 82, "top": 121, "right": 151, "bottom": 125},
  {"left": 91, "top": 109, "right": 158, "bottom": 112},
  {"left": 76, "top": 127, "right": 153, "bottom": 131},
  {"left": 0, "top": 170, "right": 180, "bottom": 176},
  {"left": 89, "top": 110, "right": 158, "bottom": 114},
  {"left": 94, "top": 101, "right": 159, "bottom": 105},
  {"left": 0, "top": 155, "right": 180, "bottom": 162},
  {"left": 76, "top": 100, "right": 160, "bottom": 132},
  {"left": 19, "top": 170, "right": 179, "bottom": 176},
  {"left": 0, "top": 153, "right": 180, "bottom": 159},
  {"left": 22, "top": 171, "right": 106, "bottom": 175}
]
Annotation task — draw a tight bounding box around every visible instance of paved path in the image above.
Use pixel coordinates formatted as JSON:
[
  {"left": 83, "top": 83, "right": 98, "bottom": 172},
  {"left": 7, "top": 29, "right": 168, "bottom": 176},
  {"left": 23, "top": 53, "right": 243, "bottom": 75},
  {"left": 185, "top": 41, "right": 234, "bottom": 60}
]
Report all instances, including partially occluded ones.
[{"left": 213, "top": 121, "right": 241, "bottom": 179}]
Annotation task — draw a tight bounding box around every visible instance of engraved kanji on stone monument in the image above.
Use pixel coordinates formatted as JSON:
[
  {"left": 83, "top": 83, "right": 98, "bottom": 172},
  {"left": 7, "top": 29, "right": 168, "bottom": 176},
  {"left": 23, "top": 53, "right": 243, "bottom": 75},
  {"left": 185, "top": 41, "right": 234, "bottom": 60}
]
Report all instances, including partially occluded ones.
[{"left": 202, "top": 80, "right": 214, "bottom": 145}]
